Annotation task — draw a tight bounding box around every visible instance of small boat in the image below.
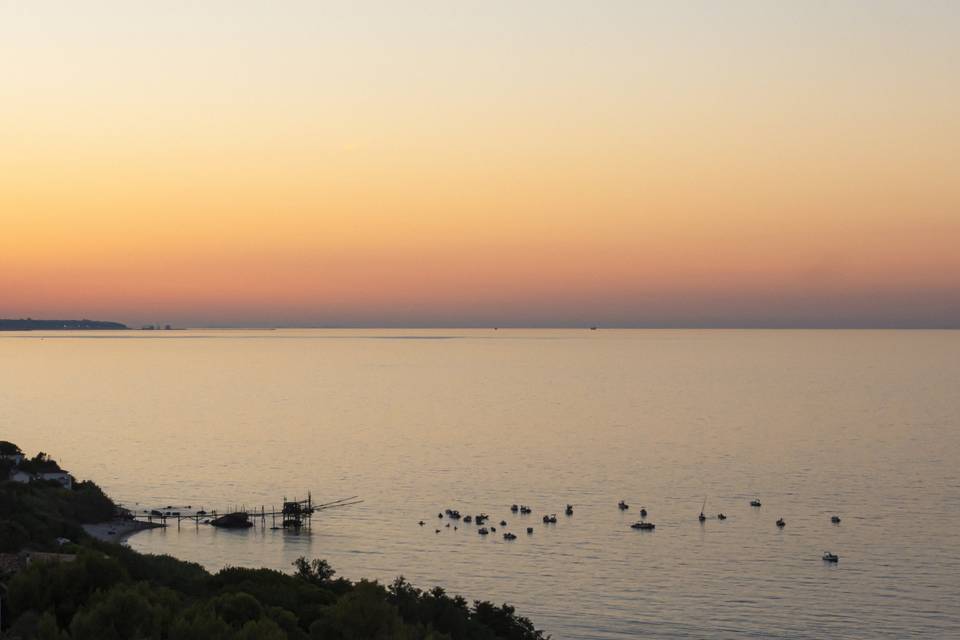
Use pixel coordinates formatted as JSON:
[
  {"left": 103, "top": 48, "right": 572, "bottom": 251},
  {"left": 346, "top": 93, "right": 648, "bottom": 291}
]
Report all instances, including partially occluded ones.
[
  {"left": 211, "top": 512, "right": 253, "bottom": 529},
  {"left": 478, "top": 527, "right": 489, "bottom": 535},
  {"left": 831, "top": 516, "right": 841, "bottom": 524},
  {"left": 445, "top": 523, "right": 450, "bottom": 528},
  {"left": 565, "top": 504, "right": 574, "bottom": 515},
  {"left": 639, "top": 507, "right": 647, "bottom": 517},
  {"left": 500, "top": 520, "right": 507, "bottom": 526},
  {"left": 776, "top": 518, "right": 785, "bottom": 528},
  {"left": 699, "top": 497, "right": 707, "bottom": 522},
  {"left": 717, "top": 513, "right": 727, "bottom": 520},
  {"left": 150, "top": 510, "right": 163, "bottom": 517},
  {"left": 526, "top": 527, "right": 534, "bottom": 534},
  {"left": 490, "top": 526, "right": 496, "bottom": 532},
  {"left": 196, "top": 510, "right": 207, "bottom": 516},
  {"left": 476, "top": 514, "right": 489, "bottom": 524},
  {"left": 698, "top": 512, "right": 706, "bottom": 522},
  {"left": 542, "top": 514, "right": 557, "bottom": 524},
  {"left": 463, "top": 515, "right": 472, "bottom": 523},
  {"left": 510, "top": 504, "right": 519, "bottom": 512},
  {"left": 618, "top": 500, "right": 629, "bottom": 510},
  {"left": 503, "top": 532, "right": 517, "bottom": 540},
  {"left": 750, "top": 499, "right": 762, "bottom": 507},
  {"left": 435, "top": 529, "right": 440, "bottom": 534},
  {"left": 438, "top": 512, "right": 443, "bottom": 518},
  {"left": 520, "top": 505, "right": 532, "bottom": 514},
  {"left": 631, "top": 521, "right": 655, "bottom": 530},
  {"left": 822, "top": 552, "right": 839, "bottom": 563},
  {"left": 418, "top": 521, "right": 425, "bottom": 526}
]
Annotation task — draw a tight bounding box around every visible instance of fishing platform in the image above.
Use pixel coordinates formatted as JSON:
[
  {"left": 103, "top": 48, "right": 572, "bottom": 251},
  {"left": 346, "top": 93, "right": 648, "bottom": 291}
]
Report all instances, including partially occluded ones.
[{"left": 122, "top": 493, "right": 362, "bottom": 531}]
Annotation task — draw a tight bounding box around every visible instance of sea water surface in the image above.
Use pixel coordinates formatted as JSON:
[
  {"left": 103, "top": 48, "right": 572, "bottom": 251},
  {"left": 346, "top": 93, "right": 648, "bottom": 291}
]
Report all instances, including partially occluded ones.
[{"left": 2, "top": 329, "right": 959, "bottom": 638}]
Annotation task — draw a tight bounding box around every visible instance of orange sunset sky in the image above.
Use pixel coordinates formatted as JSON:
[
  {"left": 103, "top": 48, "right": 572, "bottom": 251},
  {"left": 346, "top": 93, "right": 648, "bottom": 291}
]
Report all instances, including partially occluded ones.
[{"left": 2, "top": 1, "right": 958, "bottom": 327}]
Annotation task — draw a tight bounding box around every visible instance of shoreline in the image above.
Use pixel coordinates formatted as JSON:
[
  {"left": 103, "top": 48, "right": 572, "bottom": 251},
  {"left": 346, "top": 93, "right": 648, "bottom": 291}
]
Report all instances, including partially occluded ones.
[{"left": 83, "top": 518, "right": 164, "bottom": 544}]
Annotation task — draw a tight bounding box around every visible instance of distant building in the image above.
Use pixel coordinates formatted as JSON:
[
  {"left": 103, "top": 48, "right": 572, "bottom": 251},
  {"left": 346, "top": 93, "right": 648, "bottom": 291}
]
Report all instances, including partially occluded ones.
[
  {"left": 36, "top": 471, "right": 73, "bottom": 489},
  {"left": 24, "top": 551, "right": 77, "bottom": 566},
  {"left": 9, "top": 469, "right": 32, "bottom": 484},
  {"left": 8, "top": 469, "right": 74, "bottom": 489}
]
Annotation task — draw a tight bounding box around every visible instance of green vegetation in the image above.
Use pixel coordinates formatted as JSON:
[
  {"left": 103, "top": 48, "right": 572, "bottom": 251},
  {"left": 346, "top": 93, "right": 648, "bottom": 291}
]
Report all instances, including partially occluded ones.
[
  {"left": 0, "top": 443, "right": 547, "bottom": 639},
  {"left": 0, "top": 443, "right": 22, "bottom": 456}
]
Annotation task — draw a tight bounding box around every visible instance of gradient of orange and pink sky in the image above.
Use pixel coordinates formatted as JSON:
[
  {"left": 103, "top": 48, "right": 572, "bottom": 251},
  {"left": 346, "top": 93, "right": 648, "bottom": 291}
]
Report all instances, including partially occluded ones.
[{"left": 2, "top": 1, "right": 958, "bottom": 327}]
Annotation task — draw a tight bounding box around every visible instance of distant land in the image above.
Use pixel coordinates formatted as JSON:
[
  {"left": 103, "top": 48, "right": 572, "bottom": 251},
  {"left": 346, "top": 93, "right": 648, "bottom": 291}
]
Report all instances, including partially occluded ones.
[{"left": 0, "top": 318, "right": 128, "bottom": 331}]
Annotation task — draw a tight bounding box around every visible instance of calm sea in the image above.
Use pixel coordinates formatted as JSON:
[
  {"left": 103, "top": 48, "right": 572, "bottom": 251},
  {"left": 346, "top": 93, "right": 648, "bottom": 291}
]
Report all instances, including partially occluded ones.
[{"left": 2, "top": 329, "right": 959, "bottom": 638}]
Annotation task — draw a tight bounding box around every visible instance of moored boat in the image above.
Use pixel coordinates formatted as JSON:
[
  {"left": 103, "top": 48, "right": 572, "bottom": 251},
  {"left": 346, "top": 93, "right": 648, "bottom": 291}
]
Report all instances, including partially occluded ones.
[{"left": 210, "top": 512, "right": 253, "bottom": 528}]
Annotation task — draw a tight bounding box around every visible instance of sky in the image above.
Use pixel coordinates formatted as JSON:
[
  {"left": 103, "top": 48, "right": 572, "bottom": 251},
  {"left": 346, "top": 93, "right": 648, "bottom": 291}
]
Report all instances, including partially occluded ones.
[{"left": 1, "top": 1, "right": 958, "bottom": 328}]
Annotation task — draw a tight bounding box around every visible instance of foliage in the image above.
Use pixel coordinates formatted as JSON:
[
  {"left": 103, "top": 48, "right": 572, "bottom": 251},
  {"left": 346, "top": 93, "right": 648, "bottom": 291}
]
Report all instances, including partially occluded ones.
[
  {"left": 0, "top": 441, "right": 23, "bottom": 456},
  {"left": 0, "top": 477, "right": 115, "bottom": 551},
  {"left": 16, "top": 454, "right": 63, "bottom": 475},
  {"left": 1, "top": 550, "right": 548, "bottom": 639}
]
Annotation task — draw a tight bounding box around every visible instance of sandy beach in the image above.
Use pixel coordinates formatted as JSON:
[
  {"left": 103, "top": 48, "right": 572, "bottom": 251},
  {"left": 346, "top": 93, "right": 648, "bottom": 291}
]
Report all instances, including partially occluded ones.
[{"left": 83, "top": 519, "right": 164, "bottom": 543}]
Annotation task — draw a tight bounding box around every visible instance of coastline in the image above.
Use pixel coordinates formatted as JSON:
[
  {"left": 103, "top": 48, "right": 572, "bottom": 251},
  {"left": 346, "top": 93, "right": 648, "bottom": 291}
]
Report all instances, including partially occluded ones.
[{"left": 83, "top": 518, "right": 164, "bottom": 543}]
